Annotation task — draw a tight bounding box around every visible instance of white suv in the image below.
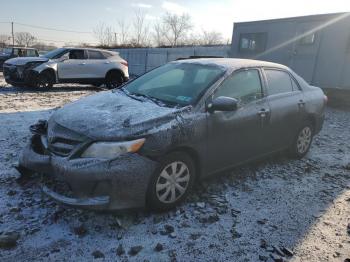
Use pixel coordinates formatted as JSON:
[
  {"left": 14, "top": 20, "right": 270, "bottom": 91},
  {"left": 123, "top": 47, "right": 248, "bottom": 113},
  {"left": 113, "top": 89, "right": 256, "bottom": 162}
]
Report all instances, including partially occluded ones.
[{"left": 3, "top": 47, "right": 129, "bottom": 89}]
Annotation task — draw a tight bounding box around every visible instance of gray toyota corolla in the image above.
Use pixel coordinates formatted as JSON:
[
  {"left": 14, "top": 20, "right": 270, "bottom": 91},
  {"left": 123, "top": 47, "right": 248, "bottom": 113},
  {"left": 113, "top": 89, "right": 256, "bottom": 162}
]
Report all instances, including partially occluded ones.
[{"left": 18, "top": 58, "right": 326, "bottom": 211}]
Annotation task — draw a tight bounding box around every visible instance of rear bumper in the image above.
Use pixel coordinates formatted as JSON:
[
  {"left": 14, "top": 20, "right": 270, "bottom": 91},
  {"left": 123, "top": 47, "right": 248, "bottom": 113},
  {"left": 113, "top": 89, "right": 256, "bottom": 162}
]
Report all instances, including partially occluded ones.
[
  {"left": 314, "top": 114, "right": 325, "bottom": 135},
  {"left": 19, "top": 135, "right": 158, "bottom": 210}
]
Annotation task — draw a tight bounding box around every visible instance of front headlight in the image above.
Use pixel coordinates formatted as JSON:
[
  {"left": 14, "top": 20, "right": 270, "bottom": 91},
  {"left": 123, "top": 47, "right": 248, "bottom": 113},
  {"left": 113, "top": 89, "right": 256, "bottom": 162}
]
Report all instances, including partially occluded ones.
[{"left": 81, "top": 138, "right": 145, "bottom": 159}]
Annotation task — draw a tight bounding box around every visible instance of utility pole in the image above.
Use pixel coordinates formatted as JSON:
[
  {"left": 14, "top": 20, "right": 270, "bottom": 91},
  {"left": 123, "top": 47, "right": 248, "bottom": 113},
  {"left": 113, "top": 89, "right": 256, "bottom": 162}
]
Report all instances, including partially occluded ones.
[
  {"left": 11, "top": 22, "right": 14, "bottom": 47},
  {"left": 114, "top": 32, "right": 117, "bottom": 46}
]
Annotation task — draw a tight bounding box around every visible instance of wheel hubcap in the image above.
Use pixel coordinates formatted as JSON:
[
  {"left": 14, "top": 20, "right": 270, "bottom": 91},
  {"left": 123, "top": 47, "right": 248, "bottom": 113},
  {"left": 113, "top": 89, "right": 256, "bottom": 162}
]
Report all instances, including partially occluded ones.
[
  {"left": 297, "top": 127, "right": 312, "bottom": 154},
  {"left": 156, "top": 161, "right": 190, "bottom": 204}
]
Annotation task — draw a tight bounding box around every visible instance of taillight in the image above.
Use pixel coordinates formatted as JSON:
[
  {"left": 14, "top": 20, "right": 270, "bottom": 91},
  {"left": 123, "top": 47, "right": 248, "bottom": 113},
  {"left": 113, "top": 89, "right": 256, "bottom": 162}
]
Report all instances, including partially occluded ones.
[
  {"left": 324, "top": 95, "right": 328, "bottom": 104},
  {"left": 121, "top": 61, "right": 128, "bottom": 67}
]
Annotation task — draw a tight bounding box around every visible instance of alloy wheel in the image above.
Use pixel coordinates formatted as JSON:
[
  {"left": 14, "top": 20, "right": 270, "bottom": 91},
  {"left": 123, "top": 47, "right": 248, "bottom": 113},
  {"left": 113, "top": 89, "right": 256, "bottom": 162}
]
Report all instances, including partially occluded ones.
[
  {"left": 296, "top": 126, "right": 312, "bottom": 154},
  {"left": 155, "top": 161, "right": 190, "bottom": 204}
]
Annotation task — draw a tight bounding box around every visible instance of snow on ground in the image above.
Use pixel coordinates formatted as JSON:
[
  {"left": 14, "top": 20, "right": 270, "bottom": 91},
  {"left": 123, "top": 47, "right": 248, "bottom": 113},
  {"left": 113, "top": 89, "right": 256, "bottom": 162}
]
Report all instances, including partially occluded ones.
[{"left": 0, "top": 72, "right": 350, "bottom": 261}]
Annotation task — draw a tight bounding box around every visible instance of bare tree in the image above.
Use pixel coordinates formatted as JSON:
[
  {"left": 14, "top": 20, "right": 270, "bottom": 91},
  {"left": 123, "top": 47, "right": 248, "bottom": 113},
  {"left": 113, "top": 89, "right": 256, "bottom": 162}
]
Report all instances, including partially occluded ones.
[
  {"left": 93, "top": 22, "right": 114, "bottom": 46},
  {"left": 186, "top": 32, "right": 212, "bottom": 46},
  {"left": 163, "top": 12, "right": 192, "bottom": 46},
  {"left": 117, "top": 20, "right": 129, "bottom": 45},
  {"left": 152, "top": 21, "right": 166, "bottom": 47},
  {"left": 200, "top": 30, "right": 224, "bottom": 45},
  {"left": 31, "top": 42, "right": 57, "bottom": 51},
  {"left": 132, "top": 9, "right": 149, "bottom": 47},
  {"left": 0, "top": 34, "right": 11, "bottom": 47},
  {"left": 14, "top": 32, "right": 36, "bottom": 47}
]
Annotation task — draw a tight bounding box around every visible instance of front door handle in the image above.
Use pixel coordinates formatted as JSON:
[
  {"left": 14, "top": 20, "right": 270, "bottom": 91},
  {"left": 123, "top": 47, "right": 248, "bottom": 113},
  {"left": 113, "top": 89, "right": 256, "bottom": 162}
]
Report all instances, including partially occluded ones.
[
  {"left": 298, "top": 99, "right": 305, "bottom": 105},
  {"left": 79, "top": 63, "right": 86, "bottom": 65}
]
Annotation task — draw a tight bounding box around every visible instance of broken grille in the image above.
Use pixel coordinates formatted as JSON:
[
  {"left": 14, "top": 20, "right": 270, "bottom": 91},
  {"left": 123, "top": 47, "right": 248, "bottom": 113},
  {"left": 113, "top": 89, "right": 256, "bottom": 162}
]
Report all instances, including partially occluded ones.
[{"left": 47, "top": 121, "right": 86, "bottom": 157}]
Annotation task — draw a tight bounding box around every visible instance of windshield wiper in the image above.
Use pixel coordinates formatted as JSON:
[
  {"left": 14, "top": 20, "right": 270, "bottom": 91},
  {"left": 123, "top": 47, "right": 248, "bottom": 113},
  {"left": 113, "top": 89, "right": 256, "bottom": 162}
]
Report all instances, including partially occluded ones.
[
  {"left": 117, "top": 87, "right": 144, "bottom": 102},
  {"left": 132, "top": 93, "right": 163, "bottom": 105},
  {"left": 128, "top": 91, "right": 169, "bottom": 106},
  {"left": 118, "top": 88, "right": 175, "bottom": 107}
]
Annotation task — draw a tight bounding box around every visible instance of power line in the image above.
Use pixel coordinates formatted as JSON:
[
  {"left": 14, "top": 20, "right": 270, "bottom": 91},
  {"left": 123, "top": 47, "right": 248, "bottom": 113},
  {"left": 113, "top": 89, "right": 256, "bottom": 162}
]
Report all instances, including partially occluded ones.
[
  {"left": 35, "top": 37, "right": 97, "bottom": 45},
  {"left": 0, "top": 21, "right": 92, "bottom": 34},
  {"left": 0, "top": 20, "right": 97, "bottom": 45},
  {"left": 15, "top": 22, "right": 92, "bottom": 34}
]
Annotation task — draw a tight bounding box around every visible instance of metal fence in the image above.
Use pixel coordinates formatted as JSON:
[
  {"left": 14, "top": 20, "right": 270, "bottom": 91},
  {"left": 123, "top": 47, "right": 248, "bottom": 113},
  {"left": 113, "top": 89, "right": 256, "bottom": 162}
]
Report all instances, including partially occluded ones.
[{"left": 112, "top": 45, "right": 231, "bottom": 77}]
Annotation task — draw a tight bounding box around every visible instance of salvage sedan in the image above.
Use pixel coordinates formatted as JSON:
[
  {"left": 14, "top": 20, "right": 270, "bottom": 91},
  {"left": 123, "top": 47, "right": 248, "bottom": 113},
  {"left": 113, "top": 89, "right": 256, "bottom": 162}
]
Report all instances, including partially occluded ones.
[{"left": 18, "top": 58, "right": 326, "bottom": 211}]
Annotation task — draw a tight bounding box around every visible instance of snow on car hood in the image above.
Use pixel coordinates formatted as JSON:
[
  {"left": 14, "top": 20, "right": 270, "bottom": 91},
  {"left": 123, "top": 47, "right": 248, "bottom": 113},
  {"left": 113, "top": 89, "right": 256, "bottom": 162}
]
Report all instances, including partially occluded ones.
[
  {"left": 51, "top": 90, "right": 186, "bottom": 140},
  {"left": 5, "top": 57, "right": 49, "bottom": 66}
]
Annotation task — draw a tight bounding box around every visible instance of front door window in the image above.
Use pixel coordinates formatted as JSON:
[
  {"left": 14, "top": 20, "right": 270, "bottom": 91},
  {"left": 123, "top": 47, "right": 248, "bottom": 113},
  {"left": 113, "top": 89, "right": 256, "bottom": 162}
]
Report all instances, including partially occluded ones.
[{"left": 214, "top": 69, "right": 263, "bottom": 106}]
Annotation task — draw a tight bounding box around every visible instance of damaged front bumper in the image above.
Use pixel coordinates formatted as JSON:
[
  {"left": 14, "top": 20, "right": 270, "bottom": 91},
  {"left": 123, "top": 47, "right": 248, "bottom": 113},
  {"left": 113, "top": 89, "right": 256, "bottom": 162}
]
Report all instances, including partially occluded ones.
[
  {"left": 3, "top": 64, "right": 40, "bottom": 87},
  {"left": 19, "top": 134, "right": 158, "bottom": 210},
  {"left": 42, "top": 186, "right": 110, "bottom": 207}
]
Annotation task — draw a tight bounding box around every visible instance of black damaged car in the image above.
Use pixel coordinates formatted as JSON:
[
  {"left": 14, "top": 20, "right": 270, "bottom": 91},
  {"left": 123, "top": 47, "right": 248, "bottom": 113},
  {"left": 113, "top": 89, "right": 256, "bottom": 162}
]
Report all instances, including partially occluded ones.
[
  {"left": 18, "top": 58, "right": 326, "bottom": 211},
  {"left": 0, "top": 47, "right": 39, "bottom": 71}
]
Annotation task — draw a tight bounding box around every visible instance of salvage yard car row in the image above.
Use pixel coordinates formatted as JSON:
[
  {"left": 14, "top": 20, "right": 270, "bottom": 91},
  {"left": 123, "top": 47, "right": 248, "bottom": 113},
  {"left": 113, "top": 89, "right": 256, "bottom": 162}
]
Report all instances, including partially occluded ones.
[
  {"left": 2, "top": 47, "right": 129, "bottom": 89},
  {"left": 16, "top": 58, "right": 327, "bottom": 211}
]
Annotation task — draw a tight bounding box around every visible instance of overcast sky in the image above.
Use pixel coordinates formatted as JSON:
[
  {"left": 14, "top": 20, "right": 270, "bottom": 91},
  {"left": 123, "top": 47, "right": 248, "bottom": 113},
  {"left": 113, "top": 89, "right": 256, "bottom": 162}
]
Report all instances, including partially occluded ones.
[{"left": 0, "top": 0, "right": 349, "bottom": 46}]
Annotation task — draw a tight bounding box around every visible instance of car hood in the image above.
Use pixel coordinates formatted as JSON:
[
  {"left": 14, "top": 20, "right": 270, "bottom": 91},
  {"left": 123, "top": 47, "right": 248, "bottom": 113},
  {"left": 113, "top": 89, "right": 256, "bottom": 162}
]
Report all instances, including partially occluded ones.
[
  {"left": 50, "top": 90, "right": 187, "bottom": 140},
  {"left": 5, "top": 57, "right": 48, "bottom": 66}
]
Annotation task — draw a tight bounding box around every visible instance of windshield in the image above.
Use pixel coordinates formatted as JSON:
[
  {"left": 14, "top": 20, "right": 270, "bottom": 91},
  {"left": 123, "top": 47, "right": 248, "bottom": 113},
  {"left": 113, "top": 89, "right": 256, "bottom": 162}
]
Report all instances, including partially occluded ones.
[
  {"left": 43, "top": 48, "right": 68, "bottom": 59},
  {"left": 1, "top": 48, "right": 12, "bottom": 55},
  {"left": 124, "top": 63, "right": 225, "bottom": 106}
]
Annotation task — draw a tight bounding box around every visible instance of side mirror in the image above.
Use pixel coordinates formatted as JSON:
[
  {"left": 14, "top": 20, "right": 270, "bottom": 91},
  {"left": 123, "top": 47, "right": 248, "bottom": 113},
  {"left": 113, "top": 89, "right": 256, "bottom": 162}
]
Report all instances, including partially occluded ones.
[{"left": 206, "top": 96, "right": 238, "bottom": 113}]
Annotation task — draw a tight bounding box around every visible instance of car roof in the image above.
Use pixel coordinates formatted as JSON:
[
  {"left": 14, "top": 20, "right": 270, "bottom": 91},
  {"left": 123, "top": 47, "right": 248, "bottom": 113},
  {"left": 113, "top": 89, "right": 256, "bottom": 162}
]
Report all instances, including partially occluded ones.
[
  {"left": 172, "top": 58, "right": 289, "bottom": 71},
  {"left": 65, "top": 47, "right": 118, "bottom": 55},
  {"left": 7, "top": 47, "right": 37, "bottom": 50}
]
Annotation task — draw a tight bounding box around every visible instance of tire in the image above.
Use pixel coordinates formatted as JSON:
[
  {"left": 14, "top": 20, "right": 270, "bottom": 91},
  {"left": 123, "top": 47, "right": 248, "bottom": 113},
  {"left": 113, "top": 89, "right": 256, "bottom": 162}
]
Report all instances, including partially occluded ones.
[
  {"left": 36, "top": 71, "right": 54, "bottom": 89},
  {"left": 289, "top": 122, "right": 314, "bottom": 159},
  {"left": 146, "top": 152, "right": 196, "bottom": 211},
  {"left": 105, "top": 70, "right": 124, "bottom": 89}
]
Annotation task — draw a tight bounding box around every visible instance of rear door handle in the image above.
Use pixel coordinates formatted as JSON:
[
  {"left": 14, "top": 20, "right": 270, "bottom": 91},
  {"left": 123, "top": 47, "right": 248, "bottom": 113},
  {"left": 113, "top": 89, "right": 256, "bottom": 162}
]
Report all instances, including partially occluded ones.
[
  {"left": 298, "top": 99, "right": 305, "bottom": 106},
  {"left": 79, "top": 63, "right": 86, "bottom": 65}
]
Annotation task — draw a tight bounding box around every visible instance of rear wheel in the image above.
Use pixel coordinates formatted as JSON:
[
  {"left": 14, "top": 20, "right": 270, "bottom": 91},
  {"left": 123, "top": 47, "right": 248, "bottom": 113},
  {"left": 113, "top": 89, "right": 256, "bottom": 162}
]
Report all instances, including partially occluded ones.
[
  {"left": 36, "top": 71, "right": 54, "bottom": 89},
  {"left": 146, "top": 152, "right": 196, "bottom": 211},
  {"left": 105, "top": 71, "right": 124, "bottom": 89},
  {"left": 289, "top": 122, "right": 313, "bottom": 158}
]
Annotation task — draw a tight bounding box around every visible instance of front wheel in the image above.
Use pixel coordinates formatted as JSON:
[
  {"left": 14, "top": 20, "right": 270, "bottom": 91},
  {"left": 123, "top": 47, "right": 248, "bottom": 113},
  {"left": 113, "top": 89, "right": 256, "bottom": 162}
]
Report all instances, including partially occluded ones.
[
  {"left": 289, "top": 123, "right": 314, "bottom": 158},
  {"left": 36, "top": 71, "right": 54, "bottom": 89},
  {"left": 146, "top": 152, "right": 196, "bottom": 211}
]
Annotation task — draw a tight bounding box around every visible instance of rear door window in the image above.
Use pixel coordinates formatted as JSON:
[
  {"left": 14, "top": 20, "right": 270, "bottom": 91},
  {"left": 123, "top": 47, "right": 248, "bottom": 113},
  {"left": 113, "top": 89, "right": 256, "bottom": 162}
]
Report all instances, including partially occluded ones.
[
  {"left": 26, "top": 49, "right": 37, "bottom": 57},
  {"left": 214, "top": 69, "right": 263, "bottom": 105},
  {"left": 265, "top": 69, "right": 294, "bottom": 95},
  {"left": 88, "top": 50, "right": 105, "bottom": 59}
]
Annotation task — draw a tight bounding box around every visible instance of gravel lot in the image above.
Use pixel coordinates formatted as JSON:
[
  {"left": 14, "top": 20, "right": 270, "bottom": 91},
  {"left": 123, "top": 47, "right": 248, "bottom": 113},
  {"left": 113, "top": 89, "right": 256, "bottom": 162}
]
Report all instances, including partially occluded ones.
[{"left": 0, "top": 72, "right": 349, "bottom": 262}]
